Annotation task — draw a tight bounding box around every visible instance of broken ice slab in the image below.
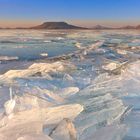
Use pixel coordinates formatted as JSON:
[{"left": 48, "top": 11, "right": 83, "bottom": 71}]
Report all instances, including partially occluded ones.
[
  {"left": 0, "top": 104, "right": 83, "bottom": 140},
  {"left": 49, "top": 118, "right": 77, "bottom": 140},
  {"left": 102, "top": 62, "right": 120, "bottom": 71},
  {"left": 80, "top": 124, "right": 128, "bottom": 140},
  {"left": 17, "top": 134, "right": 53, "bottom": 140},
  {"left": 54, "top": 87, "right": 79, "bottom": 98},
  {"left": 0, "top": 61, "right": 77, "bottom": 85},
  {"left": 75, "top": 106, "right": 127, "bottom": 140}
]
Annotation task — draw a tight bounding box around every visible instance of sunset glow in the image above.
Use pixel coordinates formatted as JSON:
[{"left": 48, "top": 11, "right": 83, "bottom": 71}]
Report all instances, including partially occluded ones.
[{"left": 0, "top": 0, "right": 140, "bottom": 27}]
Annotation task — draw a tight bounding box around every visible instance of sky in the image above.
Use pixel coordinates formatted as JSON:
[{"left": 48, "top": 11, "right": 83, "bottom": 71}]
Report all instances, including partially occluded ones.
[{"left": 0, "top": 0, "right": 140, "bottom": 27}]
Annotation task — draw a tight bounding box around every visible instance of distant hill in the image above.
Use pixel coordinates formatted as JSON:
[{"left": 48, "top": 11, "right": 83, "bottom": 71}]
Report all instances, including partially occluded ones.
[
  {"left": 136, "top": 25, "right": 140, "bottom": 29},
  {"left": 91, "top": 25, "right": 113, "bottom": 30},
  {"left": 91, "top": 24, "right": 140, "bottom": 30},
  {"left": 0, "top": 22, "right": 140, "bottom": 30},
  {"left": 119, "top": 25, "right": 136, "bottom": 29},
  {"left": 30, "top": 22, "right": 86, "bottom": 29}
]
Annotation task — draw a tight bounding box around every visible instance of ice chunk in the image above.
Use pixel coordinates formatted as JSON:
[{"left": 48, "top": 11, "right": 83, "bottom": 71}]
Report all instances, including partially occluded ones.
[
  {"left": 49, "top": 118, "right": 77, "bottom": 140},
  {"left": 0, "top": 104, "right": 83, "bottom": 140},
  {"left": 56, "top": 87, "right": 79, "bottom": 98},
  {"left": 102, "top": 62, "right": 120, "bottom": 71},
  {"left": 4, "top": 99, "right": 15, "bottom": 116},
  {"left": 117, "top": 49, "right": 127, "bottom": 55},
  {"left": 0, "top": 56, "right": 19, "bottom": 61},
  {"left": 0, "top": 61, "right": 76, "bottom": 84},
  {"left": 40, "top": 53, "right": 48, "bottom": 57},
  {"left": 75, "top": 42, "right": 82, "bottom": 49},
  {"left": 76, "top": 104, "right": 127, "bottom": 139},
  {"left": 17, "top": 134, "right": 53, "bottom": 140},
  {"left": 82, "top": 125, "right": 127, "bottom": 140},
  {"left": 13, "top": 94, "right": 54, "bottom": 112},
  {"left": 23, "top": 87, "right": 64, "bottom": 103}
]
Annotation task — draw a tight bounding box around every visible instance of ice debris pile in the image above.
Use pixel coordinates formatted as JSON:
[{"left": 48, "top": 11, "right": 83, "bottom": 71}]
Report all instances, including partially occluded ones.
[
  {"left": 0, "top": 60, "right": 133, "bottom": 140},
  {"left": 0, "top": 39, "right": 139, "bottom": 140}
]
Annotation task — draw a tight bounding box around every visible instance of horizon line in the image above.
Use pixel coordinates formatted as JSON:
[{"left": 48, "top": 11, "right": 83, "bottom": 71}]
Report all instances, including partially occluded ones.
[{"left": 0, "top": 20, "right": 140, "bottom": 29}]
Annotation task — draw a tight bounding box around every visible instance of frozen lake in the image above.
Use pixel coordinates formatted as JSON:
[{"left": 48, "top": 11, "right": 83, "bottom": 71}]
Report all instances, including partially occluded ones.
[{"left": 0, "top": 29, "right": 140, "bottom": 140}]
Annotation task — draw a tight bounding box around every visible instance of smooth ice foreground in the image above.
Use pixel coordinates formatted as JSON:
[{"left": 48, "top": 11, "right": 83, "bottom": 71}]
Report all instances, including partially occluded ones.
[{"left": 0, "top": 30, "right": 140, "bottom": 140}]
